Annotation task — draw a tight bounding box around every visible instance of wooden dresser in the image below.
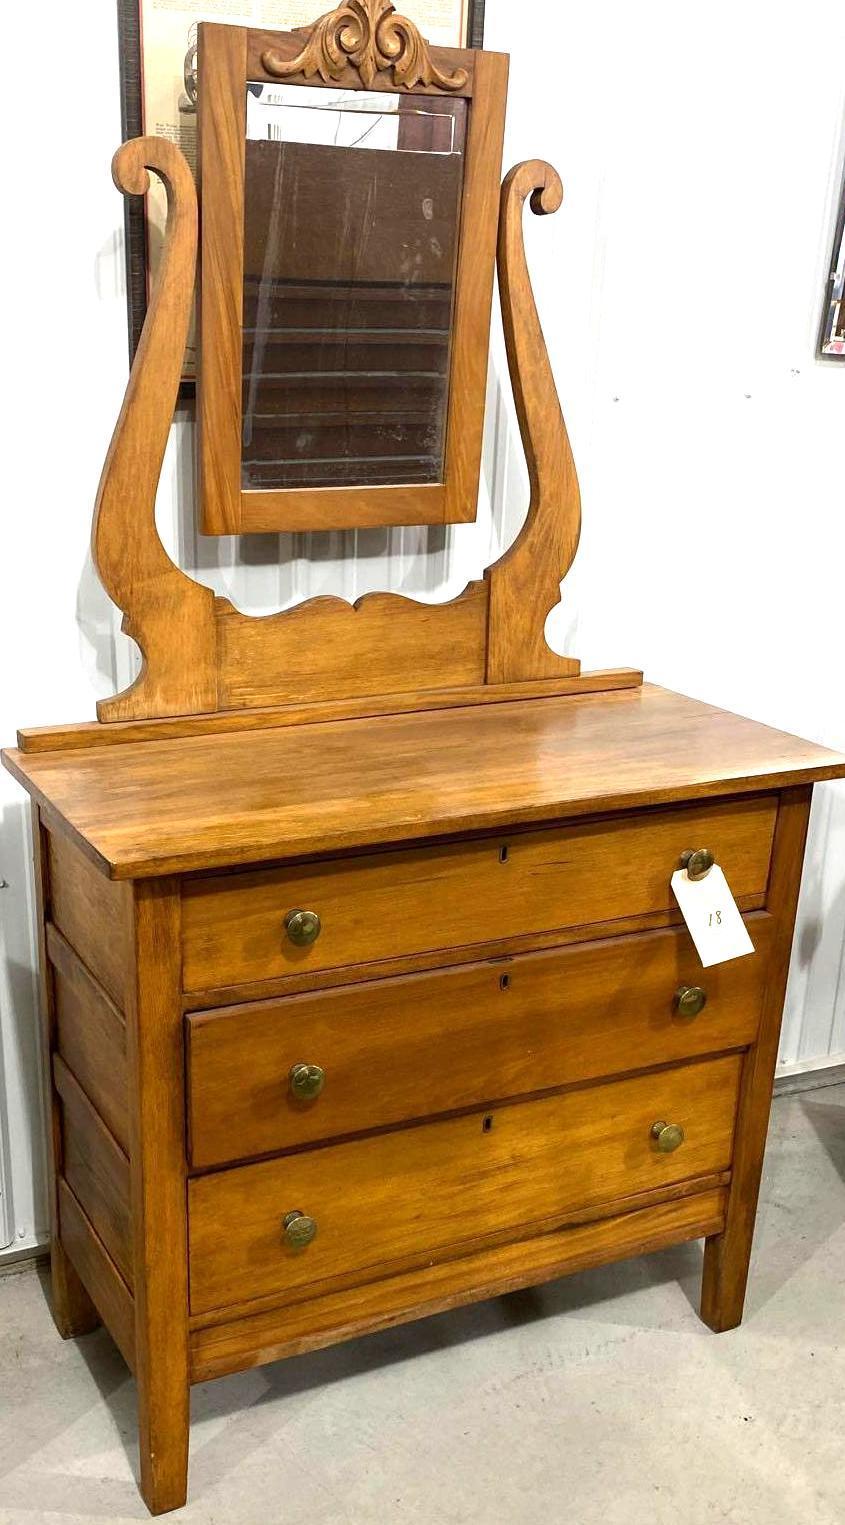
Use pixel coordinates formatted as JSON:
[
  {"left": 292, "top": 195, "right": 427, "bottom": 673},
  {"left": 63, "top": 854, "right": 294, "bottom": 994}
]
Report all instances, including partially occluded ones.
[
  {"left": 6, "top": 687, "right": 845, "bottom": 1513},
  {"left": 6, "top": 9, "right": 845, "bottom": 1514}
]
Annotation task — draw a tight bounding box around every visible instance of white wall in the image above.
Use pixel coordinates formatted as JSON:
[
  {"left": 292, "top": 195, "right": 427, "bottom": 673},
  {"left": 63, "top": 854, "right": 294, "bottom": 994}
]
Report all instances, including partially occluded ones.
[{"left": 2, "top": 0, "right": 845, "bottom": 1257}]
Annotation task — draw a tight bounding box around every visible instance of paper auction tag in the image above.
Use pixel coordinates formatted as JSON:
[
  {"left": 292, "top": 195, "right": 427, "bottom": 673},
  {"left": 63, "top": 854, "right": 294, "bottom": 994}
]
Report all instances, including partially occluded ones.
[{"left": 670, "top": 865, "right": 755, "bottom": 968}]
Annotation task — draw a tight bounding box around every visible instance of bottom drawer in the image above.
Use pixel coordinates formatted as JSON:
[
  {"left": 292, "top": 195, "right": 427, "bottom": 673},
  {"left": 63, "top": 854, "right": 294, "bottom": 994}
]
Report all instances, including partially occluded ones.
[{"left": 188, "top": 1052, "right": 742, "bottom": 1317}]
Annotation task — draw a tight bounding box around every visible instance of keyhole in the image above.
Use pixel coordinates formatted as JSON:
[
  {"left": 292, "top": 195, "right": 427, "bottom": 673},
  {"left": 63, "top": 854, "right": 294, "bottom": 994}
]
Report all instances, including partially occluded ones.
[
  {"left": 499, "top": 973, "right": 511, "bottom": 991},
  {"left": 482, "top": 1114, "right": 494, "bottom": 1133},
  {"left": 499, "top": 844, "right": 509, "bottom": 864}
]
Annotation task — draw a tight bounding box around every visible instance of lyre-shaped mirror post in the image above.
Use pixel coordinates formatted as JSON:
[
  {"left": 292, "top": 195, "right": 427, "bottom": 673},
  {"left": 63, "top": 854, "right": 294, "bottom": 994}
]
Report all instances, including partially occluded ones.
[
  {"left": 92, "top": 138, "right": 216, "bottom": 721},
  {"left": 485, "top": 160, "right": 582, "bottom": 684},
  {"left": 86, "top": 130, "right": 637, "bottom": 732}
]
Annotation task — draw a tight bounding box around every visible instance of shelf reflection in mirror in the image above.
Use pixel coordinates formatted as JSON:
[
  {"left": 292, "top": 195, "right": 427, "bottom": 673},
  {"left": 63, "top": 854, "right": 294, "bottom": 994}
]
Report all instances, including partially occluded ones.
[{"left": 241, "top": 84, "right": 467, "bottom": 493}]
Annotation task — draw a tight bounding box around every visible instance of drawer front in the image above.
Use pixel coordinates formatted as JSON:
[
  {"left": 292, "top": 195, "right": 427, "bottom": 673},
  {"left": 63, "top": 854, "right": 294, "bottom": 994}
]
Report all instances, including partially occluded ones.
[
  {"left": 187, "top": 917, "right": 771, "bottom": 1168},
  {"left": 182, "top": 796, "right": 776, "bottom": 991},
  {"left": 188, "top": 1052, "right": 742, "bottom": 1315}
]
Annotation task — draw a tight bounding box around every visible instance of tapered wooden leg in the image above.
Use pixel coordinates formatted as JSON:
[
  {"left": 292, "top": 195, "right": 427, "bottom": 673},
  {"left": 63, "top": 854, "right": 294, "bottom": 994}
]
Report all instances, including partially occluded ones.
[
  {"left": 128, "top": 880, "right": 190, "bottom": 1515},
  {"left": 701, "top": 786, "right": 812, "bottom": 1332}
]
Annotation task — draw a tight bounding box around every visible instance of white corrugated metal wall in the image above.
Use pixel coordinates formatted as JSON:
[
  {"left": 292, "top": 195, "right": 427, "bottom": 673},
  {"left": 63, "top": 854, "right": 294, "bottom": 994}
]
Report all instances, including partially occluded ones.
[{"left": 2, "top": 0, "right": 845, "bottom": 1260}]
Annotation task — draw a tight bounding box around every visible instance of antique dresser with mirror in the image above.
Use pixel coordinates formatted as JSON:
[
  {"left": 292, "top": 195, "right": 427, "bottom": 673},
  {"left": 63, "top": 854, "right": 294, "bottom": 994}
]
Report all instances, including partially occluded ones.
[{"left": 5, "top": 4, "right": 845, "bottom": 1515}]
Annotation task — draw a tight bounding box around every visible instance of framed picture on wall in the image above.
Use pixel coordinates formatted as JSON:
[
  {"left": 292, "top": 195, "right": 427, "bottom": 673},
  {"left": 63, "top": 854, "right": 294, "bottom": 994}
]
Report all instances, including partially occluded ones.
[
  {"left": 116, "top": 0, "right": 486, "bottom": 392},
  {"left": 818, "top": 167, "right": 845, "bottom": 358}
]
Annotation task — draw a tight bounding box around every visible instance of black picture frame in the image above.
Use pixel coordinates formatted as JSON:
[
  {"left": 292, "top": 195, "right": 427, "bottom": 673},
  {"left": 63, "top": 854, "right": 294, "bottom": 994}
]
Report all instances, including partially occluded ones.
[
  {"left": 115, "top": 0, "right": 486, "bottom": 389},
  {"left": 818, "top": 163, "right": 845, "bottom": 360}
]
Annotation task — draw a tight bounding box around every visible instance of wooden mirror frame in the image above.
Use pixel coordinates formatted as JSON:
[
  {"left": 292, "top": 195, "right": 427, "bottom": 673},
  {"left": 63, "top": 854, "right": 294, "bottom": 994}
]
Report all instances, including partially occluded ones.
[
  {"left": 196, "top": 6, "right": 508, "bottom": 534},
  {"left": 15, "top": 64, "right": 642, "bottom": 740}
]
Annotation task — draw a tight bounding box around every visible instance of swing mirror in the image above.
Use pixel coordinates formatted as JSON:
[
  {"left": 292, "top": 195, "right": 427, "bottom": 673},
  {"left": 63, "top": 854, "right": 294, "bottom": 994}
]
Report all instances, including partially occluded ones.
[{"left": 197, "top": 14, "right": 508, "bottom": 535}]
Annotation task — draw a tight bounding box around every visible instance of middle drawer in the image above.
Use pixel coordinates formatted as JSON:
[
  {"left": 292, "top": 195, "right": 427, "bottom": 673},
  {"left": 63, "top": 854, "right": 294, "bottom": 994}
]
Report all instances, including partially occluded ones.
[{"left": 186, "top": 916, "right": 770, "bottom": 1169}]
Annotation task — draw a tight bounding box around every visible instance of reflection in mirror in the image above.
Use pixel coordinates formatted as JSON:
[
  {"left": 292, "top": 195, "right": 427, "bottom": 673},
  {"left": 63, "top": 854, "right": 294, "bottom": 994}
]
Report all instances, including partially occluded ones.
[{"left": 241, "top": 84, "right": 467, "bottom": 492}]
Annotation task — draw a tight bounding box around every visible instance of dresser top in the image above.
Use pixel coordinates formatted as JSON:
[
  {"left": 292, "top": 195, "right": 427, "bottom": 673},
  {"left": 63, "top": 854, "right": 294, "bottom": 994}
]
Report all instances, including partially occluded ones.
[{"left": 4, "top": 684, "right": 844, "bottom": 879}]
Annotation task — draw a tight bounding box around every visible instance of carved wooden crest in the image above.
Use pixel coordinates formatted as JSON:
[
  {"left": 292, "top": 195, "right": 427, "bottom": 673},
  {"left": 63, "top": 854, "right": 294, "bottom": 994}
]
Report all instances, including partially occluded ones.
[{"left": 260, "top": 0, "right": 468, "bottom": 92}]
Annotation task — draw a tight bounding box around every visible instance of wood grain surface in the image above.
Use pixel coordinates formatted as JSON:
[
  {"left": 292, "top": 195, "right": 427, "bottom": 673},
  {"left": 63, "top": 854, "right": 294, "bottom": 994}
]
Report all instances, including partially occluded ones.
[
  {"left": 55, "top": 1056, "right": 133, "bottom": 1286},
  {"left": 58, "top": 1181, "right": 136, "bottom": 1372},
  {"left": 186, "top": 915, "right": 771, "bottom": 1167},
  {"left": 5, "top": 686, "right": 844, "bottom": 879},
  {"left": 15, "top": 670, "right": 643, "bottom": 753},
  {"left": 197, "top": 23, "right": 247, "bottom": 535},
  {"left": 215, "top": 581, "right": 489, "bottom": 709},
  {"left": 486, "top": 160, "right": 581, "bottom": 680},
  {"left": 46, "top": 832, "right": 130, "bottom": 1003},
  {"left": 188, "top": 1052, "right": 742, "bottom": 1315},
  {"left": 189, "top": 1185, "right": 727, "bottom": 1378},
  {"left": 182, "top": 794, "right": 776, "bottom": 990},
  {"left": 701, "top": 785, "right": 813, "bottom": 1331},
  {"left": 93, "top": 137, "right": 218, "bottom": 721},
  {"left": 31, "top": 807, "right": 101, "bottom": 1340},
  {"left": 49, "top": 925, "right": 129, "bottom": 1152},
  {"left": 126, "top": 880, "right": 190, "bottom": 1515}
]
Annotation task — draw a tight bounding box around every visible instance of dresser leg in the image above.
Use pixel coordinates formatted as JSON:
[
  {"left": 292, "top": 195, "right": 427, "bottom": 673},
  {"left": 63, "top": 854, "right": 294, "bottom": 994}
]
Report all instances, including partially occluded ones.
[
  {"left": 700, "top": 1225, "right": 751, "bottom": 1332},
  {"left": 135, "top": 1362, "right": 189, "bottom": 1515},
  {"left": 128, "top": 880, "right": 191, "bottom": 1515},
  {"left": 700, "top": 785, "right": 813, "bottom": 1335},
  {"left": 49, "top": 1239, "right": 101, "bottom": 1339}
]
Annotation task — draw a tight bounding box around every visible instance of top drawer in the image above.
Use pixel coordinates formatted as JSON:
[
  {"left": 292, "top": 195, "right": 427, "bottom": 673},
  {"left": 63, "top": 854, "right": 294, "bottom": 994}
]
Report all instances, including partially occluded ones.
[{"left": 181, "top": 795, "right": 776, "bottom": 992}]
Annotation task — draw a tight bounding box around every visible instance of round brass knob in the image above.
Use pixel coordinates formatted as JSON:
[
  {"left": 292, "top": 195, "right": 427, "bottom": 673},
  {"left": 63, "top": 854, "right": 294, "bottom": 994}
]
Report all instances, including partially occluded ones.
[
  {"left": 675, "top": 984, "right": 707, "bottom": 1018},
  {"left": 289, "top": 1062, "right": 325, "bottom": 1101},
  {"left": 680, "top": 848, "right": 715, "bottom": 881},
  {"left": 282, "top": 1210, "right": 317, "bottom": 1249},
  {"left": 284, "top": 908, "right": 321, "bottom": 947},
  {"left": 651, "top": 1120, "right": 685, "bottom": 1153}
]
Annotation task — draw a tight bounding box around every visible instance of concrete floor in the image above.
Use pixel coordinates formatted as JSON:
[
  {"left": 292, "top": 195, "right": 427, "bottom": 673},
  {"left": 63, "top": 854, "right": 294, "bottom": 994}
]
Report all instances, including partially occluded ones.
[{"left": 1, "top": 1085, "right": 844, "bottom": 1525}]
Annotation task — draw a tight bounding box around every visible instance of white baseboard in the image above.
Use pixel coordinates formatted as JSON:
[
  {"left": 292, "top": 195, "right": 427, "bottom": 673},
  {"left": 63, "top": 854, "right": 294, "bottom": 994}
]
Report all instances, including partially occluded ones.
[
  {"left": 774, "top": 1053, "right": 845, "bottom": 1096},
  {"left": 0, "top": 1242, "right": 48, "bottom": 1277}
]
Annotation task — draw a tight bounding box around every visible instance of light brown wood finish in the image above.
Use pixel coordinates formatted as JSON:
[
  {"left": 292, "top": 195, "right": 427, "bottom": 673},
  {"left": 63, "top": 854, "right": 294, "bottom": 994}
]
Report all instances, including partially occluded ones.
[
  {"left": 87, "top": 121, "right": 589, "bottom": 720},
  {"left": 246, "top": 22, "right": 475, "bottom": 96},
  {"left": 181, "top": 899, "right": 767, "bottom": 1013},
  {"left": 16, "top": 670, "right": 644, "bottom": 753},
  {"left": 6, "top": 10, "right": 844, "bottom": 1511},
  {"left": 238, "top": 486, "right": 447, "bottom": 532},
  {"left": 48, "top": 925, "right": 129, "bottom": 1151},
  {"left": 256, "top": 1, "right": 470, "bottom": 93},
  {"left": 196, "top": 23, "right": 247, "bottom": 537},
  {"left": 30, "top": 809, "right": 100, "bottom": 1340},
  {"left": 186, "top": 916, "right": 771, "bottom": 1167},
  {"left": 182, "top": 794, "right": 776, "bottom": 990},
  {"left": 215, "top": 581, "right": 489, "bottom": 709},
  {"left": 93, "top": 138, "right": 217, "bottom": 722},
  {"left": 189, "top": 1052, "right": 741, "bottom": 1315},
  {"left": 64, "top": 103, "right": 629, "bottom": 720},
  {"left": 6, "top": 686, "right": 843, "bottom": 880},
  {"left": 486, "top": 160, "right": 581, "bottom": 682},
  {"left": 701, "top": 785, "right": 812, "bottom": 1332},
  {"left": 58, "top": 1181, "right": 136, "bottom": 1372},
  {"left": 198, "top": 18, "right": 507, "bottom": 533},
  {"left": 126, "top": 881, "right": 190, "bottom": 1516},
  {"left": 442, "top": 47, "right": 508, "bottom": 523},
  {"left": 54, "top": 1057, "right": 133, "bottom": 1285},
  {"left": 46, "top": 832, "right": 130, "bottom": 1005},
  {"left": 190, "top": 1185, "right": 727, "bottom": 1379}
]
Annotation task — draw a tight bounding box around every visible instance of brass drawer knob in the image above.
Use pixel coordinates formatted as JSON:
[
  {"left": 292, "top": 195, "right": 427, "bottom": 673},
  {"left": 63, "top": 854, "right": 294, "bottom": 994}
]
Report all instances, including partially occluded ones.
[
  {"left": 675, "top": 984, "right": 707, "bottom": 1018},
  {"left": 282, "top": 1210, "right": 317, "bottom": 1249},
  {"left": 651, "top": 1120, "right": 685, "bottom": 1153},
  {"left": 284, "top": 908, "right": 321, "bottom": 947},
  {"left": 289, "top": 1062, "right": 325, "bottom": 1101},
  {"left": 680, "top": 847, "right": 715, "bottom": 881}
]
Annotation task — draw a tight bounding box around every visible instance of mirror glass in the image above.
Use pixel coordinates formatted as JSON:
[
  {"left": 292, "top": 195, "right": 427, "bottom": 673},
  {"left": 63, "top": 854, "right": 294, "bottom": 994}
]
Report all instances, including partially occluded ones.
[{"left": 241, "top": 84, "right": 467, "bottom": 492}]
